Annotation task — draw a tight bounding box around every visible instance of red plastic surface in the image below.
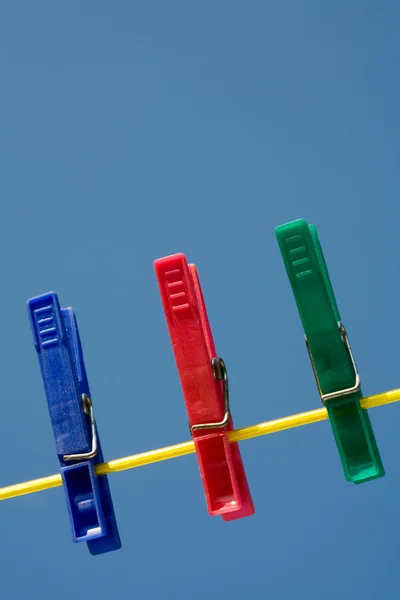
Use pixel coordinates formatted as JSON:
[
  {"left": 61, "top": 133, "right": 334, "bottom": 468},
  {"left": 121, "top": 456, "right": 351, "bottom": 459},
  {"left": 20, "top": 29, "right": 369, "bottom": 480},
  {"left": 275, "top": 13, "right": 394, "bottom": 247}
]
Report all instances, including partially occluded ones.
[{"left": 155, "top": 254, "right": 254, "bottom": 520}]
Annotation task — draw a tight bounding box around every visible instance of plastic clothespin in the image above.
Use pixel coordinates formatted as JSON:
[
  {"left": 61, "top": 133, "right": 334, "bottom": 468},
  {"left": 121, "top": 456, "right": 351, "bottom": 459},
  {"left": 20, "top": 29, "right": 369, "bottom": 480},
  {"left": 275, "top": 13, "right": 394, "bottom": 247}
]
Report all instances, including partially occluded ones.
[
  {"left": 28, "top": 292, "right": 121, "bottom": 555},
  {"left": 275, "top": 219, "right": 384, "bottom": 483},
  {"left": 154, "top": 254, "right": 254, "bottom": 520}
]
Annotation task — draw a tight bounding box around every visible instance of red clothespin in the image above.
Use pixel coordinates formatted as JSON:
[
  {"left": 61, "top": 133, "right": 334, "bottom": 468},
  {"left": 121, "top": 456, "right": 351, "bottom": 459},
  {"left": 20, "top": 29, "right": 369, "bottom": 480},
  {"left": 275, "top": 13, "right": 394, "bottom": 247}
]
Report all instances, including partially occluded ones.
[{"left": 154, "top": 253, "right": 254, "bottom": 521}]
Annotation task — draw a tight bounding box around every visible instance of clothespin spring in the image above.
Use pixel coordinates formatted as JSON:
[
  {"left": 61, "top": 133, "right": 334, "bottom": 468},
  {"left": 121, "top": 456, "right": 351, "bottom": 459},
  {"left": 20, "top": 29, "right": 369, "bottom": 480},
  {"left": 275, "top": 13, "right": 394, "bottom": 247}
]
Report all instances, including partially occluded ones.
[
  {"left": 191, "top": 357, "right": 230, "bottom": 432},
  {"left": 63, "top": 393, "right": 98, "bottom": 461},
  {"left": 305, "top": 322, "right": 361, "bottom": 404}
]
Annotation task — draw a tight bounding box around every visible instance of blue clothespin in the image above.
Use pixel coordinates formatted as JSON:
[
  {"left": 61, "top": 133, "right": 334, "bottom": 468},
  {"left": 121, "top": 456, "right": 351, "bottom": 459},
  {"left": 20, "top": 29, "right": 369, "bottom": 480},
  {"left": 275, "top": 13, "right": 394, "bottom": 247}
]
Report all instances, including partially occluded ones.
[{"left": 28, "top": 292, "right": 121, "bottom": 555}]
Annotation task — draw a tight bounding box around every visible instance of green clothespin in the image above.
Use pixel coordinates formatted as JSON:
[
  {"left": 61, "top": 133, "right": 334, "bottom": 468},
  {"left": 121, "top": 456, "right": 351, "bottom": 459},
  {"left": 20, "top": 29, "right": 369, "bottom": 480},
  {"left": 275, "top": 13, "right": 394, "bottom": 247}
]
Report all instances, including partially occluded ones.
[{"left": 275, "top": 219, "right": 384, "bottom": 483}]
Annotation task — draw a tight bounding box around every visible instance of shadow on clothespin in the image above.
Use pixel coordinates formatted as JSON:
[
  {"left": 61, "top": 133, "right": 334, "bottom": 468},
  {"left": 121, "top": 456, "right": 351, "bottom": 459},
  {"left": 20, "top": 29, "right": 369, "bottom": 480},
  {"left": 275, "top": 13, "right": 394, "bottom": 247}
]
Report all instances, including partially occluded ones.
[
  {"left": 28, "top": 292, "right": 121, "bottom": 554},
  {"left": 155, "top": 254, "right": 255, "bottom": 520},
  {"left": 275, "top": 219, "right": 384, "bottom": 483}
]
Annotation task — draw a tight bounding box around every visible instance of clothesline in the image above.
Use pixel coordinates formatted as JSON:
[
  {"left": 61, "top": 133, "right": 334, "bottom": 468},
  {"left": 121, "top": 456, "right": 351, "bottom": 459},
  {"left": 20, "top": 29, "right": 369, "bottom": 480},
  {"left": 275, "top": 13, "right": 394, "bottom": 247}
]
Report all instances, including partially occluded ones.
[{"left": 1, "top": 387, "right": 399, "bottom": 502}]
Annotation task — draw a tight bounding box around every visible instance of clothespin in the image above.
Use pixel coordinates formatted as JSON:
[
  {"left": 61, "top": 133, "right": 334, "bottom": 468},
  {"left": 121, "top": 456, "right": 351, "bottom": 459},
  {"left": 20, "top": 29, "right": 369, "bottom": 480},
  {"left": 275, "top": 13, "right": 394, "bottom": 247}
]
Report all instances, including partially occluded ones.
[
  {"left": 28, "top": 292, "right": 121, "bottom": 554},
  {"left": 275, "top": 219, "right": 384, "bottom": 483},
  {"left": 155, "top": 254, "right": 254, "bottom": 520}
]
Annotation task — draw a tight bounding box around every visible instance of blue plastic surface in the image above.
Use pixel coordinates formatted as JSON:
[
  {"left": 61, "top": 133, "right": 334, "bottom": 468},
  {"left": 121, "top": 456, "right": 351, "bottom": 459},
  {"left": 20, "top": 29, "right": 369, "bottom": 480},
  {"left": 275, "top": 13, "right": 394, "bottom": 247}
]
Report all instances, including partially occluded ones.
[{"left": 28, "top": 292, "right": 121, "bottom": 555}]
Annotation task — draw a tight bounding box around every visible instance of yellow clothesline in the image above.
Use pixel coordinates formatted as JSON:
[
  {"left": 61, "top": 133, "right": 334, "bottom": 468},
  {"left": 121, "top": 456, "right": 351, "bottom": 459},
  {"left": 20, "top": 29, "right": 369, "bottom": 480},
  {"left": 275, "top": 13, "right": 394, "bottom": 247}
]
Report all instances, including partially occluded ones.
[{"left": 1, "top": 387, "right": 399, "bottom": 502}]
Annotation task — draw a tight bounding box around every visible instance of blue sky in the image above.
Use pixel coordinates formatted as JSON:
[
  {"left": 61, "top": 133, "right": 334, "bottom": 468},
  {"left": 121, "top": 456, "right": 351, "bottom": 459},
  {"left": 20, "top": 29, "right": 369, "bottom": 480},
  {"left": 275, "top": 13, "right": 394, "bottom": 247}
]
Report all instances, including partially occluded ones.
[{"left": 1, "top": 2, "right": 399, "bottom": 599}]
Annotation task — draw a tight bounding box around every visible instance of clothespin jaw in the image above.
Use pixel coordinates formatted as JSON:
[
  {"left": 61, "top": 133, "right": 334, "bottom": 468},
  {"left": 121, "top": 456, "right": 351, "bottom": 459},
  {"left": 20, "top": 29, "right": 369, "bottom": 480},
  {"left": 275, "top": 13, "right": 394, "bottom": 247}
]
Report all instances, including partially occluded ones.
[
  {"left": 154, "top": 254, "right": 254, "bottom": 520},
  {"left": 28, "top": 292, "right": 121, "bottom": 555},
  {"left": 275, "top": 219, "right": 384, "bottom": 484}
]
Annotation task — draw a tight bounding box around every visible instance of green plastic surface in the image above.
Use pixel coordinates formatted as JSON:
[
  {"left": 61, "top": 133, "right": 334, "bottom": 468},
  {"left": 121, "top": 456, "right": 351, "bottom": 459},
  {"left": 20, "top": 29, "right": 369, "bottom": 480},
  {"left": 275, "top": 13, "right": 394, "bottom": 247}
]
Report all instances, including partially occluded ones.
[{"left": 275, "top": 219, "right": 384, "bottom": 483}]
